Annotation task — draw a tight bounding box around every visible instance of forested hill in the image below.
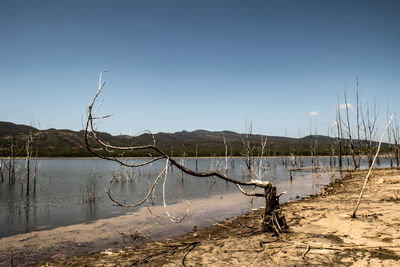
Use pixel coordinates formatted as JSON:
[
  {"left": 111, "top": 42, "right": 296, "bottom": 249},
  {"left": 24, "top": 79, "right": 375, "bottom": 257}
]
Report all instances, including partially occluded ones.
[{"left": 0, "top": 121, "right": 381, "bottom": 157}]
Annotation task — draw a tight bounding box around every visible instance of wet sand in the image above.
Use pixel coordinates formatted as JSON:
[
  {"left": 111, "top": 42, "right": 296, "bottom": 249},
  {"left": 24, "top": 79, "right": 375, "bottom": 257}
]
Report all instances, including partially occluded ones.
[{"left": 39, "top": 169, "right": 400, "bottom": 266}]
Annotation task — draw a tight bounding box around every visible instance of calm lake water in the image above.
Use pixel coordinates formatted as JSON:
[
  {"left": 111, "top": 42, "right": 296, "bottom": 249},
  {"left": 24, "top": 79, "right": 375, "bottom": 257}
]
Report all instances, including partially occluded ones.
[{"left": 0, "top": 156, "right": 392, "bottom": 238}]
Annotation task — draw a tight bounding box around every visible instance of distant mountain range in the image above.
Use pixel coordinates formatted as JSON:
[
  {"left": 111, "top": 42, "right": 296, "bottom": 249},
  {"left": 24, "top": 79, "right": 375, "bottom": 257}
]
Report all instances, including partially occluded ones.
[{"left": 0, "top": 121, "right": 384, "bottom": 157}]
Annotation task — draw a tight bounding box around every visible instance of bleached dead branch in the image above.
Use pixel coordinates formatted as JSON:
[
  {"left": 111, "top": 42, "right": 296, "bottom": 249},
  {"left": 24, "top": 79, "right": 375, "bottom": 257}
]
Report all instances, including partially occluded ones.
[
  {"left": 351, "top": 114, "right": 393, "bottom": 218},
  {"left": 86, "top": 72, "right": 287, "bottom": 233}
]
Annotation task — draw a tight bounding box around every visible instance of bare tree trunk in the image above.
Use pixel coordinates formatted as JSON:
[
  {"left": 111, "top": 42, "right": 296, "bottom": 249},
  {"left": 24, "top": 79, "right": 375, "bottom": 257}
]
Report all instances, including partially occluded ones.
[
  {"left": 262, "top": 185, "right": 286, "bottom": 234},
  {"left": 393, "top": 119, "right": 400, "bottom": 167},
  {"left": 6, "top": 138, "right": 17, "bottom": 184},
  {"left": 343, "top": 90, "right": 357, "bottom": 170},
  {"left": 195, "top": 143, "right": 198, "bottom": 172},
  {"left": 33, "top": 127, "right": 41, "bottom": 193},
  {"left": 26, "top": 156, "right": 30, "bottom": 196},
  {"left": 241, "top": 121, "right": 255, "bottom": 175},
  {"left": 386, "top": 101, "right": 393, "bottom": 168},
  {"left": 223, "top": 135, "right": 228, "bottom": 175},
  {"left": 25, "top": 131, "right": 33, "bottom": 196},
  {"left": 179, "top": 145, "right": 186, "bottom": 179},
  {"left": 336, "top": 93, "right": 343, "bottom": 168},
  {"left": 314, "top": 130, "right": 319, "bottom": 168},
  {"left": 328, "top": 127, "right": 333, "bottom": 168},
  {"left": 0, "top": 158, "right": 4, "bottom": 183},
  {"left": 361, "top": 101, "right": 378, "bottom": 168},
  {"left": 356, "top": 79, "right": 362, "bottom": 168}
]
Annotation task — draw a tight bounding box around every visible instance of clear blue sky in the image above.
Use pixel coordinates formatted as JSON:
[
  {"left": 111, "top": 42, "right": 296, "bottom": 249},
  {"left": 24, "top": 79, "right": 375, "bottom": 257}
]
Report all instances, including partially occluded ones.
[{"left": 1, "top": 0, "right": 399, "bottom": 137}]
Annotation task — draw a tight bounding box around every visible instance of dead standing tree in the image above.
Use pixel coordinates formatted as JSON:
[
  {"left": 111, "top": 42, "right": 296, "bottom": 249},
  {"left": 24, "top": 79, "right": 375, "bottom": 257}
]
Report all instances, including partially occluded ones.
[
  {"left": 0, "top": 158, "right": 4, "bottom": 183},
  {"left": 335, "top": 93, "right": 343, "bottom": 168},
  {"left": 392, "top": 116, "right": 400, "bottom": 167},
  {"left": 4, "top": 137, "right": 18, "bottom": 184},
  {"left": 361, "top": 101, "right": 378, "bottom": 167},
  {"left": 23, "top": 122, "right": 41, "bottom": 195},
  {"left": 241, "top": 122, "right": 256, "bottom": 176},
  {"left": 343, "top": 90, "right": 359, "bottom": 170},
  {"left": 355, "top": 78, "right": 362, "bottom": 168},
  {"left": 25, "top": 130, "right": 32, "bottom": 196},
  {"left": 84, "top": 73, "right": 287, "bottom": 234}
]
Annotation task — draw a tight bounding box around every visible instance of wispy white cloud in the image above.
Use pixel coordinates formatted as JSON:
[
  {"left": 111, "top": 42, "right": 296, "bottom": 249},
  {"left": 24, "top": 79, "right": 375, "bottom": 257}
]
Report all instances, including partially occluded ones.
[
  {"left": 308, "top": 111, "right": 319, "bottom": 116},
  {"left": 338, "top": 103, "right": 354, "bottom": 110}
]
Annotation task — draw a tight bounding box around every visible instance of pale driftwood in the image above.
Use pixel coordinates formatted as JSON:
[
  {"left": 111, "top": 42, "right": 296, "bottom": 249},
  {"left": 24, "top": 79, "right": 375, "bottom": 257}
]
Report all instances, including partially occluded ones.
[
  {"left": 351, "top": 115, "right": 393, "bottom": 218},
  {"left": 86, "top": 72, "right": 287, "bottom": 233}
]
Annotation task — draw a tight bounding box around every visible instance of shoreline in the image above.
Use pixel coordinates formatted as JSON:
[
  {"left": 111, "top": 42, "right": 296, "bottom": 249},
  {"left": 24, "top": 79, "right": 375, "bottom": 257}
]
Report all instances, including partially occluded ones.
[
  {"left": 41, "top": 168, "right": 400, "bottom": 266},
  {"left": 1, "top": 168, "right": 399, "bottom": 266},
  {"left": 0, "top": 169, "right": 336, "bottom": 240}
]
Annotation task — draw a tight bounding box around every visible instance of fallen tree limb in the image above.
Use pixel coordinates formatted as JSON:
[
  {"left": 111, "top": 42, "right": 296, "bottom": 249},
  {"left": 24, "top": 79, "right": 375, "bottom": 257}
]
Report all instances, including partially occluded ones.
[{"left": 352, "top": 115, "right": 393, "bottom": 218}]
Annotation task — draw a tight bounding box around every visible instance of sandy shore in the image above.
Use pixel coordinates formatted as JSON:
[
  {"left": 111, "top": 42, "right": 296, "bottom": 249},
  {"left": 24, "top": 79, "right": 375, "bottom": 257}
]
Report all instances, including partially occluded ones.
[{"left": 2, "top": 168, "right": 400, "bottom": 266}]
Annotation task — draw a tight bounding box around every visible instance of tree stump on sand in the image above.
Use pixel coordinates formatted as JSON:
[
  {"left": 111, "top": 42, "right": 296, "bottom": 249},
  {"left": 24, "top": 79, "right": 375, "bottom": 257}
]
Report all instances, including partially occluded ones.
[{"left": 262, "top": 185, "right": 287, "bottom": 235}]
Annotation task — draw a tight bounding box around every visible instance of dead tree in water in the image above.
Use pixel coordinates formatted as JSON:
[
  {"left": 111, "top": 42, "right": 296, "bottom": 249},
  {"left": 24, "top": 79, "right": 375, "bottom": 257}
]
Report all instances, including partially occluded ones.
[
  {"left": 24, "top": 122, "right": 41, "bottom": 195},
  {"left": 386, "top": 102, "right": 395, "bottom": 167},
  {"left": 0, "top": 158, "right": 4, "bottom": 183},
  {"left": 361, "top": 101, "right": 378, "bottom": 167},
  {"left": 4, "top": 138, "right": 18, "bottom": 184},
  {"left": 392, "top": 117, "right": 400, "bottom": 167},
  {"left": 223, "top": 135, "right": 229, "bottom": 175},
  {"left": 85, "top": 72, "right": 287, "bottom": 234},
  {"left": 343, "top": 90, "right": 358, "bottom": 170},
  {"left": 33, "top": 129, "right": 41, "bottom": 193},
  {"left": 336, "top": 93, "right": 343, "bottom": 168},
  {"left": 241, "top": 122, "right": 256, "bottom": 175},
  {"left": 355, "top": 79, "right": 362, "bottom": 168},
  {"left": 195, "top": 143, "right": 198, "bottom": 172},
  {"left": 25, "top": 130, "right": 32, "bottom": 196}
]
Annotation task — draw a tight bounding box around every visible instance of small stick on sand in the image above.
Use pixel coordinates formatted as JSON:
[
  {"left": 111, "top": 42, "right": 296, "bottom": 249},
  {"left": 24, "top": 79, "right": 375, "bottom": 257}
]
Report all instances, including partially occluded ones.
[
  {"left": 302, "top": 244, "right": 311, "bottom": 259},
  {"left": 182, "top": 241, "right": 200, "bottom": 267}
]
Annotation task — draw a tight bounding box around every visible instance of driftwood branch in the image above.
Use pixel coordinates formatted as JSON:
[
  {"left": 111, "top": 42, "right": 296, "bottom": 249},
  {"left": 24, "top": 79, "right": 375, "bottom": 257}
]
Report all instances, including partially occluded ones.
[
  {"left": 86, "top": 72, "right": 287, "bottom": 231},
  {"left": 351, "top": 114, "right": 393, "bottom": 218}
]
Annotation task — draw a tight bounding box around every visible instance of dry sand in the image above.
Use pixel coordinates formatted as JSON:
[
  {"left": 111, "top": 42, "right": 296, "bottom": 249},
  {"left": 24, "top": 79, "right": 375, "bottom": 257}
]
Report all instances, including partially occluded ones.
[{"left": 2, "top": 169, "right": 400, "bottom": 266}]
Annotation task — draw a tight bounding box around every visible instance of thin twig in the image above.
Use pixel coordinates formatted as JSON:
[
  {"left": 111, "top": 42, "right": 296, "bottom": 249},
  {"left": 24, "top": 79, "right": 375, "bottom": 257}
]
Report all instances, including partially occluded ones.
[
  {"left": 249, "top": 244, "right": 265, "bottom": 265},
  {"left": 302, "top": 244, "right": 311, "bottom": 259},
  {"left": 162, "top": 159, "right": 190, "bottom": 223},
  {"left": 182, "top": 241, "right": 199, "bottom": 267}
]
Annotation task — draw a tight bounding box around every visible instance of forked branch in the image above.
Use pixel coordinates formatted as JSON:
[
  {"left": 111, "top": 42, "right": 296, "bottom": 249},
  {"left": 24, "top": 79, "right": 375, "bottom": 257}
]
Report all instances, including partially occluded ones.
[{"left": 85, "top": 72, "right": 287, "bottom": 232}]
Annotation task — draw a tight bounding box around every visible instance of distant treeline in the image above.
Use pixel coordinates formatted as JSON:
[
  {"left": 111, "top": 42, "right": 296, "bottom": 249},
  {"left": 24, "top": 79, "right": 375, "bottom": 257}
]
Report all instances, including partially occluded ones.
[{"left": 0, "top": 121, "right": 389, "bottom": 158}]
